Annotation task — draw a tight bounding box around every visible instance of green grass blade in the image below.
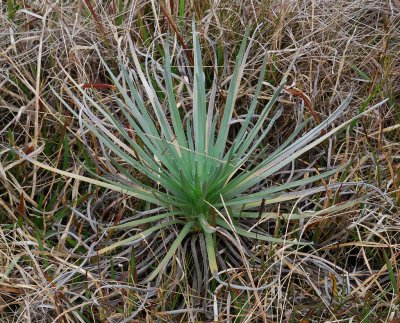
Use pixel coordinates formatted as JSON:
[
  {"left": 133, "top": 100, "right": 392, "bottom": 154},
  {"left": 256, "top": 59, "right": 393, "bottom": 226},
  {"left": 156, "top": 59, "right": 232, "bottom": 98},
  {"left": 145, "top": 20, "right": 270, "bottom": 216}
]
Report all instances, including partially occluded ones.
[
  {"left": 232, "top": 199, "right": 362, "bottom": 219},
  {"left": 235, "top": 80, "right": 286, "bottom": 158},
  {"left": 217, "top": 219, "right": 311, "bottom": 245},
  {"left": 127, "top": 38, "right": 180, "bottom": 155},
  {"left": 205, "top": 232, "right": 218, "bottom": 276},
  {"left": 192, "top": 22, "right": 208, "bottom": 178},
  {"left": 145, "top": 221, "right": 194, "bottom": 281},
  {"left": 212, "top": 30, "right": 250, "bottom": 159},
  {"left": 199, "top": 213, "right": 217, "bottom": 234},
  {"left": 116, "top": 0, "right": 123, "bottom": 26},
  {"left": 227, "top": 96, "right": 384, "bottom": 195},
  {"left": 98, "top": 220, "right": 183, "bottom": 254},
  {"left": 17, "top": 150, "right": 160, "bottom": 205},
  {"left": 226, "top": 162, "right": 348, "bottom": 201},
  {"left": 178, "top": 0, "right": 185, "bottom": 30},
  {"left": 231, "top": 54, "right": 269, "bottom": 148},
  {"left": 225, "top": 183, "right": 355, "bottom": 210},
  {"left": 112, "top": 211, "right": 183, "bottom": 230},
  {"left": 164, "top": 42, "right": 188, "bottom": 149}
]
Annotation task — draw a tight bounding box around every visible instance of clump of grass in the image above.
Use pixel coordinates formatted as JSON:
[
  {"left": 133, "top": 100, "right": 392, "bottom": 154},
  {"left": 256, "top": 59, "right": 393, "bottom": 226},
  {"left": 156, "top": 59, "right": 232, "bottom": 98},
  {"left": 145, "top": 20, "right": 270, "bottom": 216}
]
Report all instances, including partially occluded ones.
[
  {"left": 0, "top": 0, "right": 399, "bottom": 321},
  {"left": 27, "top": 22, "right": 387, "bottom": 291}
]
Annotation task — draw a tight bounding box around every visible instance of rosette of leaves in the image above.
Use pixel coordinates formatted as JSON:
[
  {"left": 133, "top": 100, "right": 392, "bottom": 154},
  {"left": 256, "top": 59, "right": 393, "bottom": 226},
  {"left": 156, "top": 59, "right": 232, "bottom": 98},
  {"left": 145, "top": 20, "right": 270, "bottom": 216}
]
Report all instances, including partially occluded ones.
[{"left": 43, "top": 24, "right": 385, "bottom": 289}]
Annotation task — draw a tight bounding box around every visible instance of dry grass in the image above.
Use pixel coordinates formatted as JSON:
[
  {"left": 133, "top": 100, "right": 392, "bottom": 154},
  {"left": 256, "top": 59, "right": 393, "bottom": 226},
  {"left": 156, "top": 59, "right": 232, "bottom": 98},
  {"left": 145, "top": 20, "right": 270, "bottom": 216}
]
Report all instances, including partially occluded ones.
[{"left": 1, "top": 0, "right": 399, "bottom": 321}]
